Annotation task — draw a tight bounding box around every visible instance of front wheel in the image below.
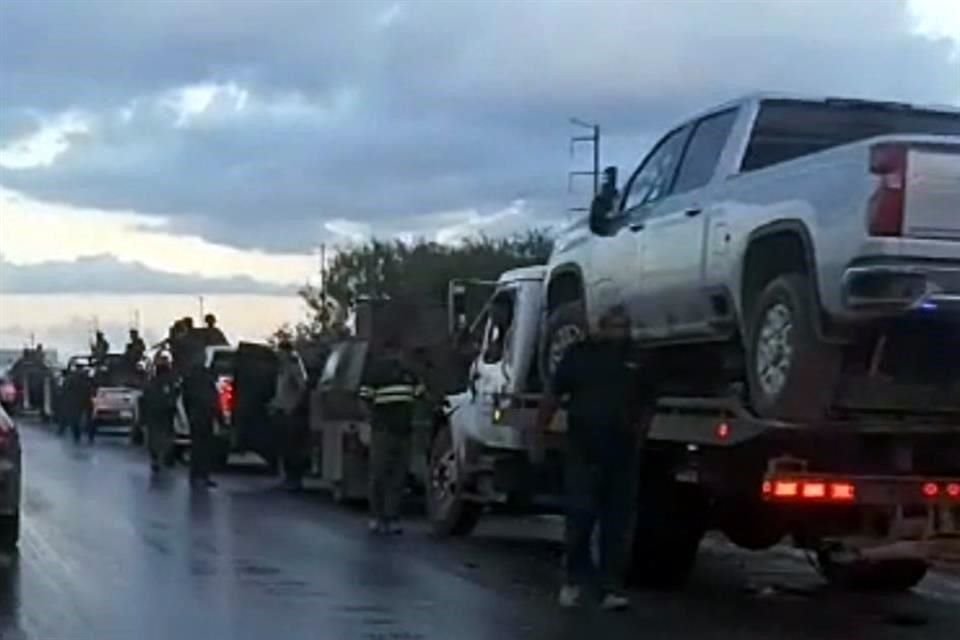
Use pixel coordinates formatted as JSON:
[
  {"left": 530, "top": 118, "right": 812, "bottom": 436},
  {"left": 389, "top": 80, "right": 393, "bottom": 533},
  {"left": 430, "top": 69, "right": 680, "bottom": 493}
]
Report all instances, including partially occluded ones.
[
  {"left": 427, "top": 428, "right": 482, "bottom": 537},
  {"left": 539, "top": 301, "right": 587, "bottom": 386},
  {"left": 746, "top": 274, "right": 842, "bottom": 421}
]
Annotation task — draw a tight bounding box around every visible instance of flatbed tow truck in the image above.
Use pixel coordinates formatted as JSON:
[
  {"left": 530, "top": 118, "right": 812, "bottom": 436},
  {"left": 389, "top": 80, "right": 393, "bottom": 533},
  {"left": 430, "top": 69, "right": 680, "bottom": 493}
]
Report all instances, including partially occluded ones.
[{"left": 428, "top": 266, "right": 960, "bottom": 591}]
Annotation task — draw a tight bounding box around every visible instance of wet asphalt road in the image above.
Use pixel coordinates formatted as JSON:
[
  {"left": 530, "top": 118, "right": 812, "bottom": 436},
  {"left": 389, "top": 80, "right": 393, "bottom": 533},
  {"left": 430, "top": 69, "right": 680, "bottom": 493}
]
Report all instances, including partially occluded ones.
[{"left": 2, "top": 418, "right": 960, "bottom": 640}]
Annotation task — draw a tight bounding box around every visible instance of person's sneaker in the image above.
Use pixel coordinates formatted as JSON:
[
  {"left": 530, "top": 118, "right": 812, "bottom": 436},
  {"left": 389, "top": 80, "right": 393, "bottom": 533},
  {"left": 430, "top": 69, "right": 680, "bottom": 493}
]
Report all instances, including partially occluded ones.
[
  {"left": 385, "top": 521, "right": 404, "bottom": 535},
  {"left": 600, "top": 592, "right": 630, "bottom": 611},
  {"left": 558, "top": 585, "right": 582, "bottom": 608}
]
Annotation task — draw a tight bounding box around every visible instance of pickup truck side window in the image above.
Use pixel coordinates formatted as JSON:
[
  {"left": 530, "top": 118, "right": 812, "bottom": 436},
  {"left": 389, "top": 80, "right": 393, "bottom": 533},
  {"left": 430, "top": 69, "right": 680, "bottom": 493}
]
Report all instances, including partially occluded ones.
[
  {"left": 621, "top": 125, "right": 691, "bottom": 212},
  {"left": 672, "top": 109, "right": 738, "bottom": 195},
  {"left": 482, "top": 291, "right": 515, "bottom": 365}
]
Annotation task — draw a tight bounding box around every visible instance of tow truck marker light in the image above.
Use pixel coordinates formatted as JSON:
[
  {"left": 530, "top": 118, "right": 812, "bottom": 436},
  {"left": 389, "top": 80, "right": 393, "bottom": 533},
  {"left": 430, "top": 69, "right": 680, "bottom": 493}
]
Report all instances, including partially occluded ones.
[
  {"left": 763, "top": 479, "right": 856, "bottom": 502},
  {"left": 715, "top": 422, "right": 731, "bottom": 440},
  {"left": 830, "top": 483, "right": 856, "bottom": 501},
  {"left": 774, "top": 481, "right": 799, "bottom": 497},
  {"left": 923, "top": 482, "right": 940, "bottom": 498},
  {"left": 802, "top": 482, "right": 826, "bottom": 498}
]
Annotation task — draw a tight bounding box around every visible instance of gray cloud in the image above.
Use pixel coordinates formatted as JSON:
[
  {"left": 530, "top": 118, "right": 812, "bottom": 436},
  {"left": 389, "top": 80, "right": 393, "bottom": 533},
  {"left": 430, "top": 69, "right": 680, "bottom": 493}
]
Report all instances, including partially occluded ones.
[
  {"left": 1, "top": 0, "right": 958, "bottom": 252},
  {"left": 0, "top": 254, "right": 295, "bottom": 294}
]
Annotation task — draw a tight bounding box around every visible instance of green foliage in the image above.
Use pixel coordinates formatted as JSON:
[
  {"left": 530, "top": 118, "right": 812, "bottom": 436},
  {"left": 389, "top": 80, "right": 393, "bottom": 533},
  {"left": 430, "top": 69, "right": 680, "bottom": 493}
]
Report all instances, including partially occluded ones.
[{"left": 321, "top": 229, "right": 553, "bottom": 308}]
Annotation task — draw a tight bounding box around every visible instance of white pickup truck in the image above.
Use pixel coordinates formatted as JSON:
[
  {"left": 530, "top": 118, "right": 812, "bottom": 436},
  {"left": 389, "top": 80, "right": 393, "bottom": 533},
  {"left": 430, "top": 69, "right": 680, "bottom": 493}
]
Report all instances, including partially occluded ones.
[{"left": 544, "top": 94, "right": 960, "bottom": 421}]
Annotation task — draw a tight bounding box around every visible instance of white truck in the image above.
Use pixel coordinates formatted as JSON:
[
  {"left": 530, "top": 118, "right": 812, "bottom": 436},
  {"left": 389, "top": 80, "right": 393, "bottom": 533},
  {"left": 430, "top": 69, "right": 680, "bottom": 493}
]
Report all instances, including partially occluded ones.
[
  {"left": 430, "top": 263, "right": 960, "bottom": 591},
  {"left": 541, "top": 94, "right": 960, "bottom": 422}
]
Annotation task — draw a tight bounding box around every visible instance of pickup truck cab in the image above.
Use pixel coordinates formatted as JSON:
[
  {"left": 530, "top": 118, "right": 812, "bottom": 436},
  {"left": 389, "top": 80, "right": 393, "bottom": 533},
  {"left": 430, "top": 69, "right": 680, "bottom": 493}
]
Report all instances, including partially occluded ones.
[{"left": 545, "top": 94, "right": 960, "bottom": 421}]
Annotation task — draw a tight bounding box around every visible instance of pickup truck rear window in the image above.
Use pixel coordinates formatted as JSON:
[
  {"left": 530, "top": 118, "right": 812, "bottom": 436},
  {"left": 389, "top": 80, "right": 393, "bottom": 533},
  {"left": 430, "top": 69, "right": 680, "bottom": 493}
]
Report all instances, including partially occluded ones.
[{"left": 742, "top": 99, "right": 960, "bottom": 172}]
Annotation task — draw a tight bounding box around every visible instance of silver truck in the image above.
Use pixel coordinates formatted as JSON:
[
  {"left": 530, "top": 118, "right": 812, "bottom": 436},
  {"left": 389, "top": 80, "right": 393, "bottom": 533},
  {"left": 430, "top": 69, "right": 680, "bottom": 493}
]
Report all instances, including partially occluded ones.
[
  {"left": 544, "top": 94, "right": 960, "bottom": 421},
  {"left": 432, "top": 266, "right": 960, "bottom": 591}
]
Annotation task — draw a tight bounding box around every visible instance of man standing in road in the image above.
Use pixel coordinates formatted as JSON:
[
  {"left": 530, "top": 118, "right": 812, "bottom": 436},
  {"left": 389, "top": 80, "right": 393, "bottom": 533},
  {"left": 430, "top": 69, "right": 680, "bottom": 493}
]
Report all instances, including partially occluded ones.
[
  {"left": 182, "top": 350, "right": 219, "bottom": 488},
  {"left": 359, "top": 341, "right": 425, "bottom": 535},
  {"left": 534, "top": 305, "right": 662, "bottom": 611},
  {"left": 271, "top": 338, "right": 308, "bottom": 491},
  {"left": 141, "top": 354, "right": 179, "bottom": 472}
]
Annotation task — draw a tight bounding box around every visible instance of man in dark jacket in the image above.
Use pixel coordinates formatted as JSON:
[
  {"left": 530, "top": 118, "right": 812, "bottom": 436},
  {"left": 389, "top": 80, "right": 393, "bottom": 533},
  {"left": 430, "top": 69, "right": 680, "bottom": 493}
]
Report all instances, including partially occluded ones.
[
  {"left": 182, "top": 354, "right": 219, "bottom": 488},
  {"left": 61, "top": 367, "right": 94, "bottom": 443},
  {"left": 359, "top": 341, "right": 425, "bottom": 535},
  {"left": 535, "top": 305, "right": 662, "bottom": 611},
  {"left": 271, "top": 339, "right": 308, "bottom": 491},
  {"left": 142, "top": 355, "right": 179, "bottom": 472}
]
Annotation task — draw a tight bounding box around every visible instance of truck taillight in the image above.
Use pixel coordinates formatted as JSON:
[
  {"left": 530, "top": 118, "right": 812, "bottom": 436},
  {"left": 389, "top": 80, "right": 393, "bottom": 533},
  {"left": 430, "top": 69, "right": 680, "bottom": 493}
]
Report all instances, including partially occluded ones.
[
  {"left": 762, "top": 479, "right": 856, "bottom": 503},
  {"left": 867, "top": 143, "right": 907, "bottom": 237},
  {"left": 218, "top": 378, "right": 235, "bottom": 417}
]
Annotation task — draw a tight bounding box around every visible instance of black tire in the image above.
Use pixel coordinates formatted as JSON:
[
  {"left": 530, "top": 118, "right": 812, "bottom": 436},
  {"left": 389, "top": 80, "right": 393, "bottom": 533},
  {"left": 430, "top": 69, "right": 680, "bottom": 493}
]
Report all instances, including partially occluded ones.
[
  {"left": 746, "top": 274, "right": 842, "bottom": 421},
  {"left": 427, "top": 428, "right": 482, "bottom": 537},
  {"left": 539, "top": 300, "right": 587, "bottom": 387},
  {"left": 628, "top": 478, "right": 705, "bottom": 590},
  {"left": 818, "top": 556, "right": 929, "bottom": 592},
  {"left": 0, "top": 514, "right": 20, "bottom": 551}
]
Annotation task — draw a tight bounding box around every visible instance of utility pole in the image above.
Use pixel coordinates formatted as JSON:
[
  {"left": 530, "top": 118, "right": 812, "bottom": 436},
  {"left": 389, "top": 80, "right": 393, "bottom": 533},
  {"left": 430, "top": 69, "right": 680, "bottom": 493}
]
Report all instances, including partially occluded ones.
[
  {"left": 568, "top": 117, "right": 600, "bottom": 216},
  {"left": 319, "top": 243, "right": 328, "bottom": 334},
  {"left": 198, "top": 295, "right": 205, "bottom": 320}
]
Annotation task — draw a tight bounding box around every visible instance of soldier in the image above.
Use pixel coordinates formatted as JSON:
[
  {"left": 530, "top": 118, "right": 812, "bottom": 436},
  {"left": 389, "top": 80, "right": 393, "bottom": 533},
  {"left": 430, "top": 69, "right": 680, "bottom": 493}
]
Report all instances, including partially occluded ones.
[
  {"left": 141, "top": 354, "right": 179, "bottom": 472},
  {"left": 61, "top": 366, "right": 93, "bottom": 443},
  {"left": 200, "top": 313, "right": 229, "bottom": 348},
  {"left": 91, "top": 331, "right": 110, "bottom": 363},
  {"left": 125, "top": 329, "right": 146, "bottom": 368},
  {"left": 182, "top": 352, "right": 218, "bottom": 488},
  {"left": 359, "top": 340, "right": 425, "bottom": 535}
]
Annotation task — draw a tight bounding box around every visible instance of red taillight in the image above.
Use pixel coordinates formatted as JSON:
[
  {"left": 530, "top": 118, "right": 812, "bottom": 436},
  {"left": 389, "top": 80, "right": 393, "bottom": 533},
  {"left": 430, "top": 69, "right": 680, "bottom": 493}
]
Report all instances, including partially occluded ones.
[
  {"left": 867, "top": 143, "right": 907, "bottom": 237},
  {"left": 922, "top": 482, "right": 940, "bottom": 498},
  {"left": 218, "top": 378, "right": 235, "bottom": 417},
  {"left": 715, "top": 422, "right": 731, "bottom": 441},
  {"left": 763, "top": 479, "right": 856, "bottom": 503},
  {"left": 947, "top": 483, "right": 960, "bottom": 499}
]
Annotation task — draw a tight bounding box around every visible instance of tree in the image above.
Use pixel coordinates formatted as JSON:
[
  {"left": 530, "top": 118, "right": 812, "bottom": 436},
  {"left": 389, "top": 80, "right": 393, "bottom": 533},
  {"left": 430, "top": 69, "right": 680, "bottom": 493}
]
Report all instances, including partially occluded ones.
[{"left": 319, "top": 229, "right": 553, "bottom": 309}]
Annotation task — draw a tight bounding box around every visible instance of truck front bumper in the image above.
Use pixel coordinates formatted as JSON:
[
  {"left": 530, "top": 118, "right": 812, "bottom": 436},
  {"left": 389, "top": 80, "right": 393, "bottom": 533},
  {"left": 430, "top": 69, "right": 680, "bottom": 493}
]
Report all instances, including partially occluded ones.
[{"left": 842, "top": 263, "right": 960, "bottom": 314}]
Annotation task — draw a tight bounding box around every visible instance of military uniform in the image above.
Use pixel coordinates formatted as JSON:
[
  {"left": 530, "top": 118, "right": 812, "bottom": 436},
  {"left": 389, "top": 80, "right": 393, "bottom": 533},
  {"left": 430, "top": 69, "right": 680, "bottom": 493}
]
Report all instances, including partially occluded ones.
[
  {"left": 142, "top": 367, "right": 179, "bottom": 470},
  {"left": 182, "top": 364, "right": 218, "bottom": 487},
  {"left": 359, "top": 356, "right": 425, "bottom": 533}
]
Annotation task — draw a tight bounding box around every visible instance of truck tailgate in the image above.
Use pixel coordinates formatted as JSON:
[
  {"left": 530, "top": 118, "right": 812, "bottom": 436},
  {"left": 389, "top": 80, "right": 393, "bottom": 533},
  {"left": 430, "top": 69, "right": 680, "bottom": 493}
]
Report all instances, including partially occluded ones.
[{"left": 905, "top": 145, "right": 960, "bottom": 241}]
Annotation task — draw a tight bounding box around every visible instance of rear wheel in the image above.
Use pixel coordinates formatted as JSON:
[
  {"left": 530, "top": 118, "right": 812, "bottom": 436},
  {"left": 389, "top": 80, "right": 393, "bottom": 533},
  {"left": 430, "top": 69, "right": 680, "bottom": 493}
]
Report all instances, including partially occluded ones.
[
  {"left": 628, "top": 477, "right": 705, "bottom": 589},
  {"left": 747, "top": 274, "right": 842, "bottom": 421},
  {"left": 539, "top": 301, "right": 587, "bottom": 386},
  {"left": 818, "top": 554, "right": 929, "bottom": 592},
  {"left": 427, "top": 428, "right": 482, "bottom": 537},
  {"left": 0, "top": 514, "right": 20, "bottom": 551}
]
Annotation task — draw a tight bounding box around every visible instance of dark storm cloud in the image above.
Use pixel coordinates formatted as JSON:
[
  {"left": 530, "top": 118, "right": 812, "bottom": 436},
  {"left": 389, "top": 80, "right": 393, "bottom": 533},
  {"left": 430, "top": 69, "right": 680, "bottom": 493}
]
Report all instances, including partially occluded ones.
[
  {"left": 0, "top": 254, "right": 293, "bottom": 294},
  {"left": 0, "top": 0, "right": 957, "bottom": 251}
]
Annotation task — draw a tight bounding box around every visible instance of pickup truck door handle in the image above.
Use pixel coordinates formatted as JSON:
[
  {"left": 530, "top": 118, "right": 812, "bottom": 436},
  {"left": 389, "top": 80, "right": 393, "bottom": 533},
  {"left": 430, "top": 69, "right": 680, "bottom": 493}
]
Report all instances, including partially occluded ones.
[
  {"left": 685, "top": 208, "right": 703, "bottom": 218},
  {"left": 629, "top": 222, "right": 645, "bottom": 232}
]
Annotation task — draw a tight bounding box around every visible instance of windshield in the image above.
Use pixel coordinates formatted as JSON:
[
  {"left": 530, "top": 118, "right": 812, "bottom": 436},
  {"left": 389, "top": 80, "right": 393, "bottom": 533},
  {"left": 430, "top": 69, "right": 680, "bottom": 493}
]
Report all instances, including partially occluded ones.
[{"left": 742, "top": 99, "right": 960, "bottom": 171}]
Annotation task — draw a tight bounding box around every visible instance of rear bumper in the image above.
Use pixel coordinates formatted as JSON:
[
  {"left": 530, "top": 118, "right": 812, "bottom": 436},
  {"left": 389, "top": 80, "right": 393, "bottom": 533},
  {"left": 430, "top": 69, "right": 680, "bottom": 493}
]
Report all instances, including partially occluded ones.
[{"left": 842, "top": 263, "right": 960, "bottom": 314}]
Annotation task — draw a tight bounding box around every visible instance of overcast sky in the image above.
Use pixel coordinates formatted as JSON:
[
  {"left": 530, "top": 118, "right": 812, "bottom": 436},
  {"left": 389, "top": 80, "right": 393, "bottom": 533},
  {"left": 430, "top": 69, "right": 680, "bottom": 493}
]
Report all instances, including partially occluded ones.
[{"left": 0, "top": 0, "right": 959, "bottom": 354}]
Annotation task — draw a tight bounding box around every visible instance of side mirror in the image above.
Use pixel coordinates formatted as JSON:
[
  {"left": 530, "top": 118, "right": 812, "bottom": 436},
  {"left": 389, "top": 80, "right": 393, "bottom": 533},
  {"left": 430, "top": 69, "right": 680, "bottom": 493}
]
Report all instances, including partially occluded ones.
[{"left": 588, "top": 165, "right": 619, "bottom": 235}]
